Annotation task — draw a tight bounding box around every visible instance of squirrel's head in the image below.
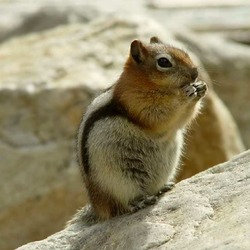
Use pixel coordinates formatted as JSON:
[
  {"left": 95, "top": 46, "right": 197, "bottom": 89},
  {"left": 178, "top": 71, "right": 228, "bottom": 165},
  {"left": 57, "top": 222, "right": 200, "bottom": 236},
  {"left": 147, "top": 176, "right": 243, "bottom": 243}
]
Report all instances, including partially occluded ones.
[{"left": 125, "top": 36, "right": 198, "bottom": 88}]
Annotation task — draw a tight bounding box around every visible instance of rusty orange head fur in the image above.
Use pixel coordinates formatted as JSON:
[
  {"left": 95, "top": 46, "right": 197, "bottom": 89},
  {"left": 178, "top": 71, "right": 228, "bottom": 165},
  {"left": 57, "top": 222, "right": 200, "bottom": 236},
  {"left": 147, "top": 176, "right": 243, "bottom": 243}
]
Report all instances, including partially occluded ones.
[
  {"left": 113, "top": 37, "right": 200, "bottom": 132},
  {"left": 123, "top": 36, "right": 198, "bottom": 90}
]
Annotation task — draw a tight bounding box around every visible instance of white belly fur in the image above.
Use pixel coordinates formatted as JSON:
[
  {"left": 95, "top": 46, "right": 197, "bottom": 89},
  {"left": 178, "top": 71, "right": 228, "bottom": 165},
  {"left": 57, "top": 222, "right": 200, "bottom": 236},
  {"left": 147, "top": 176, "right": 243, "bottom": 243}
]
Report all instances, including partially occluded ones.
[{"left": 87, "top": 116, "right": 183, "bottom": 206}]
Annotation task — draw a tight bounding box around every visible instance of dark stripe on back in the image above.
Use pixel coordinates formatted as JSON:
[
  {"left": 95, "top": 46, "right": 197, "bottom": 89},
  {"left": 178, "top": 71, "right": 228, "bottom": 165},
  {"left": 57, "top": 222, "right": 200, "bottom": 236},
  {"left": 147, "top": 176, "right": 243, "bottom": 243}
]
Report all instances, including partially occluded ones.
[{"left": 80, "top": 97, "right": 127, "bottom": 175}]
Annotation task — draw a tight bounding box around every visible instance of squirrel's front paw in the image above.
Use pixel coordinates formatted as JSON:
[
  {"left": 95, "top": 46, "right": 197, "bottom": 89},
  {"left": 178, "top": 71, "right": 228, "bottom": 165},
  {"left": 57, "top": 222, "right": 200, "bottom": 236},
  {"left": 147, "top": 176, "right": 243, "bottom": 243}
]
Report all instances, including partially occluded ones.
[{"left": 183, "top": 81, "right": 207, "bottom": 98}]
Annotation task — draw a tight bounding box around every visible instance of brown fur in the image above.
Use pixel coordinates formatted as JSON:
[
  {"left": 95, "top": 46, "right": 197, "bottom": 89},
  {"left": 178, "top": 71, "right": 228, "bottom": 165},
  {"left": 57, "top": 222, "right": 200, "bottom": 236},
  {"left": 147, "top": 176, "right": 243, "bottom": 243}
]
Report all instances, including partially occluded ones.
[
  {"left": 86, "top": 180, "right": 127, "bottom": 219},
  {"left": 114, "top": 41, "right": 200, "bottom": 138}
]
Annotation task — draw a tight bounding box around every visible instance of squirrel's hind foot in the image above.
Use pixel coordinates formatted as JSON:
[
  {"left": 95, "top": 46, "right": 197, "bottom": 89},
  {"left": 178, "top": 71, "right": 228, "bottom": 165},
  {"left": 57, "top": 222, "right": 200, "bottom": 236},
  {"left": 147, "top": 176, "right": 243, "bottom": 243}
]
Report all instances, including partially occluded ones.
[
  {"left": 128, "top": 183, "right": 175, "bottom": 214},
  {"left": 129, "top": 195, "right": 158, "bottom": 213}
]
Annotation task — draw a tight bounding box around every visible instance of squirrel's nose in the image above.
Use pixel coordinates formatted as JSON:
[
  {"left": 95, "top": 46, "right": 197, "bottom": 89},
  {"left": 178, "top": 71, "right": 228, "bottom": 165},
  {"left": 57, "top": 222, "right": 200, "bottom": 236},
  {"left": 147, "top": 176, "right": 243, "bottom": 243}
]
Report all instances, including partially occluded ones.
[{"left": 191, "top": 68, "right": 198, "bottom": 81}]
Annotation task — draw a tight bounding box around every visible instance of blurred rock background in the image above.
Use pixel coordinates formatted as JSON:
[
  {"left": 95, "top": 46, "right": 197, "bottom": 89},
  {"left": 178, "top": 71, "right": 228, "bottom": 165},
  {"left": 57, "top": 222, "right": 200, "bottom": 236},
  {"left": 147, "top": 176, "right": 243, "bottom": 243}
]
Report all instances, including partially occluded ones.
[{"left": 0, "top": 1, "right": 249, "bottom": 249}]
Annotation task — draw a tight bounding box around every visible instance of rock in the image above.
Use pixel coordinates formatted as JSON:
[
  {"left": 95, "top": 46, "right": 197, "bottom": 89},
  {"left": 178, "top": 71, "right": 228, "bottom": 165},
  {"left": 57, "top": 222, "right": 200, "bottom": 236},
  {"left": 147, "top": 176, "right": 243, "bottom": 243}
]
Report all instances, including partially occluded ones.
[
  {"left": 147, "top": 0, "right": 250, "bottom": 9},
  {"left": 229, "top": 31, "right": 250, "bottom": 46},
  {"left": 146, "top": 0, "right": 250, "bottom": 33},
  {"left": 0, "top": 1, "right": 99, "bottom": 43},
  {"left": 0, "top": 88, "right": 89, "bottom": 250},
  {"left": 0, "top": 15, "right": 244, "bottom": 250},
  {"left": 175, "top": 30, "right": 250, "bottom": 148},
  {"left": 2, "top": 0, "right": 250, "bottom": 45},
  {"left": 17, "top": 149, "right": 250, "bottom": 250}
]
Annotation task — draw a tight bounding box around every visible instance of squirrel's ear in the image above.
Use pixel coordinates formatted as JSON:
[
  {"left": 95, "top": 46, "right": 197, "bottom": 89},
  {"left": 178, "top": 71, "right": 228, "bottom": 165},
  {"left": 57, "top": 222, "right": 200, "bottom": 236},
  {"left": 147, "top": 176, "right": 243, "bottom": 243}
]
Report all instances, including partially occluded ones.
[
  {"left": 150, "top": 36, "right": 163, "bottom": 44},
  {"left": 130, "top": 40, "right": 147, "bottom": 64}
]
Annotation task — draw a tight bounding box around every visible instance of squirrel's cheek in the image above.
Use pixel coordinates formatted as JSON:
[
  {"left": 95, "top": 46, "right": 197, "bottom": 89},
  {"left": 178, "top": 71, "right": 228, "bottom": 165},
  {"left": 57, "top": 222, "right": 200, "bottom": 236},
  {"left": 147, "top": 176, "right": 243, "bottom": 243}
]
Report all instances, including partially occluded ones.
[{"left": 149, "top": 74, "right": 171, "bottom": 87}]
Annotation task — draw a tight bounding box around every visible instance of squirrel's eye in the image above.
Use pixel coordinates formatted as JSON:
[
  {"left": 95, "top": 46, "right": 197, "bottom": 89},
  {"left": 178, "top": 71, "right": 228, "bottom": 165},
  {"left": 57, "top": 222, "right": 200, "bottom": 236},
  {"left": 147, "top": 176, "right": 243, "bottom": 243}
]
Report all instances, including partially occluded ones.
[{"left": 157, "top": 57, "right": 172, "bottom": 68}]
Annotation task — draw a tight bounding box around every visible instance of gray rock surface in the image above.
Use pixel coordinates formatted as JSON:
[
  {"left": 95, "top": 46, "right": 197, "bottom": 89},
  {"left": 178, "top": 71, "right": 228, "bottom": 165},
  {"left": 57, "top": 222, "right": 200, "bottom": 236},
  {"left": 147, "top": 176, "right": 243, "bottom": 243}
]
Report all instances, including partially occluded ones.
[
  {"left": 1, "top": 0, "right": 250, "bottom": 43},
  {"left": 0, "top": 1, "right": 99, "bottom": 43},
  {"left": 17, "top": 150, "right": 250, "bottom": 250},
  {"left": 0, "top": 87, "right": 89, "bottom": 250}
]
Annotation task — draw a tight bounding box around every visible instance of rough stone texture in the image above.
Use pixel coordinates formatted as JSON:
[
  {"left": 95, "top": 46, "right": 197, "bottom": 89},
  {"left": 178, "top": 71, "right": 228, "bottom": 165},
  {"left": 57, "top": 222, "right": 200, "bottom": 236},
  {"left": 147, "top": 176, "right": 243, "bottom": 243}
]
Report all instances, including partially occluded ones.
[
  {"left": 17, "top": 150, "right": 250, "bottom": 250},
  {"left": 0, "top": 14, "right": 245, "bottom": 250},
  {"left": 2, "top": 0, "right": 250, "bottom": 44},
  {"left": 147, "top": 0, "right": 250, "bottom": 33},
  {"left": 0, "top": 88, "right": 89, "bottom": 250},
  {"left": 175, "top": 30, "right": 250, "bottom": 148},
  {"left": 0, "top": 1, "right": 99, "bottom": 43}
]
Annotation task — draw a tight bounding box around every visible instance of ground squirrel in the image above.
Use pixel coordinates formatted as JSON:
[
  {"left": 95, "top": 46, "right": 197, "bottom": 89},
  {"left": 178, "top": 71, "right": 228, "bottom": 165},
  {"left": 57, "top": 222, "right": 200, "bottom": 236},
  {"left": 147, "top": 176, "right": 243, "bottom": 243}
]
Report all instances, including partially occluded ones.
[{"left": 77, "top": 36, "right": 207, "bottom": 220}]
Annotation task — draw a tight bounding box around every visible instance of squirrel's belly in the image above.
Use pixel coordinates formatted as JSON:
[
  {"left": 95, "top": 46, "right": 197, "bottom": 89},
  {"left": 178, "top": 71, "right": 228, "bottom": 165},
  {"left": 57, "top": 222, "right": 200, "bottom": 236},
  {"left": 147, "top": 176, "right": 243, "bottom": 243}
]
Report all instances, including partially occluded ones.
[
  {"left": 87, "top": 117, "right": 183, "bottom": 203},
  {"left": 144, "top": 132, "right": 183, "bottom": 195}
]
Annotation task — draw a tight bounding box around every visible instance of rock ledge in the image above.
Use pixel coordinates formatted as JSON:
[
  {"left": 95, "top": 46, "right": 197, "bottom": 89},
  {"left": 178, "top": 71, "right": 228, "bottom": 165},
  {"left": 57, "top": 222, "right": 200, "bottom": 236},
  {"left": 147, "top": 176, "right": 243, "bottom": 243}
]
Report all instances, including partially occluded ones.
[{"left": 18, "top": 150, "right": 250, "bottom": 250}]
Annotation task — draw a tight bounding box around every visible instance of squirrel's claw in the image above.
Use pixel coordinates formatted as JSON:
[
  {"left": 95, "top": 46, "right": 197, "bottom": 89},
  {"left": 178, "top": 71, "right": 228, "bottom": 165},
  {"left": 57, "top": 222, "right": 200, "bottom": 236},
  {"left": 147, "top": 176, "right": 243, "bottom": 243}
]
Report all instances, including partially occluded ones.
[
  {"left": 192, "top": 81, "right": 207, "bottom": 97},
  {"left": 183, "top": 81, "right": 207, "bottom": 98},
  {"left": 183, "top": 85, "right": 197, "bottom": 97}
]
